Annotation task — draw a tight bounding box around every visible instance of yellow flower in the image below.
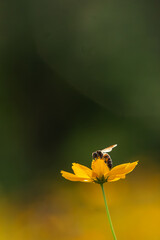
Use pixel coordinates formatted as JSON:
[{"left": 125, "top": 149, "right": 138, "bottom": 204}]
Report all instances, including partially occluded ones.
[{"left": 61, "top": 159, "right": 138, "bottom": 184}]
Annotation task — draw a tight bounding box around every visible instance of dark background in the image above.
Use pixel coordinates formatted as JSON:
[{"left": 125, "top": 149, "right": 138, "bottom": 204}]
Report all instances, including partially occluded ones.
[{"left": 0, "top": 1, "right": 159, "bottom": 239}]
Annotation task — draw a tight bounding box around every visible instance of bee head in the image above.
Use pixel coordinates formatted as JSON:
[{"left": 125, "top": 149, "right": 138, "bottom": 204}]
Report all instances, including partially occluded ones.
[{"left": 92, "top": 152, "right": 98, "bottom": 159}]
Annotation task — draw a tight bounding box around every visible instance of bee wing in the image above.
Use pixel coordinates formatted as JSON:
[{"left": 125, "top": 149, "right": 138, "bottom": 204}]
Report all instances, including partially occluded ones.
[{"left": 101, "top": 144, "right": 117, "bottom": 153}]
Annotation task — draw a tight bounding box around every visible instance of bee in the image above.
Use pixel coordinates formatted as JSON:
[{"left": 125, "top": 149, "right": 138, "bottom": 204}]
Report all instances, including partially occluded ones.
[{"left": 92, "top": 144, "right": 117, "bottom": 170}]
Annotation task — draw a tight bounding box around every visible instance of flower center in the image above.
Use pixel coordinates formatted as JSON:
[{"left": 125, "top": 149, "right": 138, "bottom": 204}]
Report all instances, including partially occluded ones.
[{"left": 93, "top": 175, "right": 108, "bottom": 184}]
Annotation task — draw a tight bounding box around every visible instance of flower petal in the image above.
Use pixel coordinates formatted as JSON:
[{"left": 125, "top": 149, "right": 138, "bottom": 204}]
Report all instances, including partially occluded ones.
[
  {"left": 125, "top": 161, "right": 139, "bottom": 173},
  {"left": 108, "top": 177, "right": 120, "bottom": 182},
  {"left": 72, "top": 163, "right": 92, "bottom": 178},
  {"left": 117, "top": 174, "right": 126, "bottom": 179},
  {"left": 107, "top": 174, "right": 126, "bottom": 182},
  {"left": 91, "top": 159, "right": 109, "bottom": 178},
  {"left": 61, "top": 171, "right": 92, "bottom": 182},
  {"left": 108, "top": 161, "right": 138, "bottom": 176}
]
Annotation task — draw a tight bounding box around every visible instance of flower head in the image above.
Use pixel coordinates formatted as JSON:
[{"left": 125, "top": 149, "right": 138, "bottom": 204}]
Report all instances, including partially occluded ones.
[{"left": 61, "top": 158, "right": 138, "bottom": 184}]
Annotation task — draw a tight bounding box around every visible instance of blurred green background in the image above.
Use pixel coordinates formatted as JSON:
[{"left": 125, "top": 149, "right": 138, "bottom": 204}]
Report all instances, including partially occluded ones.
[{"left": 0, "top": 0, "right": 160, "bottom": 239}]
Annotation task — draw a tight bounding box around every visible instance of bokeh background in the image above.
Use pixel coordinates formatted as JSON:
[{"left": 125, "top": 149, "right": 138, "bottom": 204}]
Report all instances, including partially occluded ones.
[{"left": 0, "top": 0, "right": 160, "bottom": 239}]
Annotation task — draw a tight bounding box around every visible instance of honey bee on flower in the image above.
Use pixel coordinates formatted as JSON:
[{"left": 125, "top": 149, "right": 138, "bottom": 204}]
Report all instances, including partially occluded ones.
[
  {"left": 92, "top": 144, "right": 117, "bottom": 169},
  {"left": 61, "top": 144, "right": 139, "bottom": 240},
  {"left": 61, "top": 144, "right": 138, "bottom": 184}
]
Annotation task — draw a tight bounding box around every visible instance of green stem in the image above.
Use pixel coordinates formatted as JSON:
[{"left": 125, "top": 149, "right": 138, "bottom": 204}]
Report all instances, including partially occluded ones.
[{"left": 100, "top": 184, "right": 117, "bottom": 240}]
